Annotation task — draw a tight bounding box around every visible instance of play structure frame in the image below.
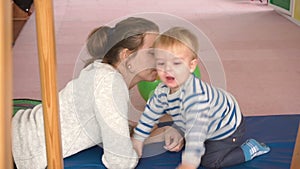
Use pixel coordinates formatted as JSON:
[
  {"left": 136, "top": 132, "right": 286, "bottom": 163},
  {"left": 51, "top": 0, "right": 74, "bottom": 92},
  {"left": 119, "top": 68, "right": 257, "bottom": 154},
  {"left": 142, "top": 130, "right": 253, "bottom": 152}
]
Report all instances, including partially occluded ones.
[
  {"left": 0, "top": 0, "right": 299, "bottom": 168},
  {"left": 1, "top": 0, "right": 63, "bottom": 168}
]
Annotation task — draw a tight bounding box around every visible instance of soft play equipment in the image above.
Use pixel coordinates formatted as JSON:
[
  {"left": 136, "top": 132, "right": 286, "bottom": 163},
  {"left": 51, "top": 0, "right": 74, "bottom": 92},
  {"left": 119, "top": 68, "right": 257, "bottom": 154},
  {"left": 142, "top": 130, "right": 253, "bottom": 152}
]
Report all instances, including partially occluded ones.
[
  {"left": 13, "top": 98, "right": 41, "bottom": 116},
  {"left": 64, "top": 114, "right": 300, "bottom": 169},
  {"left": 138, "top": 65, "right": 201, "bottom": 101}
]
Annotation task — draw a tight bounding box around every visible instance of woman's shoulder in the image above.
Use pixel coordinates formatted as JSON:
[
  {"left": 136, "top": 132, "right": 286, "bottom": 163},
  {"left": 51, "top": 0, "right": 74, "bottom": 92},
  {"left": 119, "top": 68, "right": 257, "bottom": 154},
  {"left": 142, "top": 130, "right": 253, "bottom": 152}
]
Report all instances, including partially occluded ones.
[
  {"left": 87, "top": 61, "right": 116, "bottom": 74},
  {"left": 92, "top": 62, "right": 126, "bottom": 87},
  {"left": 82, "top": 61, "right": 122, "bottom": 80},
  {"left": 64, "top": 61, "right": 124, "bottom": 91}
]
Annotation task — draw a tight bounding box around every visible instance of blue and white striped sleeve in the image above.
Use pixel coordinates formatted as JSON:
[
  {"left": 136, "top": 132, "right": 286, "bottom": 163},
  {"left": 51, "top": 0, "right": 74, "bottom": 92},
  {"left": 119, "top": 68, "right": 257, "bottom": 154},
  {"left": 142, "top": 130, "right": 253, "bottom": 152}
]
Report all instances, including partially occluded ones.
[
  {"left": 181, "top": 79, "right": 211, "bottom": 167},
  {"left": 182, "top": 99, "right": 210, "bottom": 168},
  {"left": 133, "top": 87, "right": 167, "bottom": 142}
]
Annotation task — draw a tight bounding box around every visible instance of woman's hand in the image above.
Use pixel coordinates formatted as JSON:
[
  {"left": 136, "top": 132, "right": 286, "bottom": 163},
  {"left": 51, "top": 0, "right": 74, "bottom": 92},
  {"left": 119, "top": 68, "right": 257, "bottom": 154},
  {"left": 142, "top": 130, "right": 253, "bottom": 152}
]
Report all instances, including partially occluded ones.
[
  {"left": 163, "top": 126, "right": 184, "bottom": 152},
  {"left": 131, "top": 137, "right": 143, "bottom": 157}
]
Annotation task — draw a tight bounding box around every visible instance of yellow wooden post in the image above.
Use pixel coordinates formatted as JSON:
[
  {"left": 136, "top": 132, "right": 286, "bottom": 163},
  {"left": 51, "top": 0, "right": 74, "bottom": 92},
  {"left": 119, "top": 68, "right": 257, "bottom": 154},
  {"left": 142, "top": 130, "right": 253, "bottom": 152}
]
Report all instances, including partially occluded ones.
[
  {"left": 34, "top": 0, "right": 64, "bottom": 168},
  {"left": 293, "top": 0, "right": 300, "bottom": 22},
  {"left": 291, "top": 124, "right": 300, "bottom": 169},
  {"left": 0, "top": 0, "right": 13, "bottom": 169}
]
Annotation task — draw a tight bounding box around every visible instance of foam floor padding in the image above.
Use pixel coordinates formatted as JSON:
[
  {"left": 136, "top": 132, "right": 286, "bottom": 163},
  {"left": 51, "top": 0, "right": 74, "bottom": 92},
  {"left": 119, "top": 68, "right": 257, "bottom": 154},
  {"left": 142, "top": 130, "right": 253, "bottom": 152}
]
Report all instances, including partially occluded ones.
[{"left": 64, "top": 115, "right": 300, "bottom": 169}]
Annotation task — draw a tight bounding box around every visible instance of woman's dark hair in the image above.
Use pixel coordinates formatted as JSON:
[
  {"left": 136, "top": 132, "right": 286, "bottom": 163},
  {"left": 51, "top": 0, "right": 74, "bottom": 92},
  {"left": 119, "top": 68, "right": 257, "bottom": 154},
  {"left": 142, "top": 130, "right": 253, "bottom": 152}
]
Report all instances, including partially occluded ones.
[{"left": 84, "top": 17, "right": 159, "bottom": 67}]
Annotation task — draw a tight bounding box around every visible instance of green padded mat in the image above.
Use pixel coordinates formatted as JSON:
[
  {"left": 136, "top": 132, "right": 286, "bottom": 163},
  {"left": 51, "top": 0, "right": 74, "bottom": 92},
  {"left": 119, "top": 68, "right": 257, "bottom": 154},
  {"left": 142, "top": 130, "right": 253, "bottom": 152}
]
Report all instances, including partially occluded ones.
[{"left": 13, "top": 99, "right": 41, "bottom": 116}]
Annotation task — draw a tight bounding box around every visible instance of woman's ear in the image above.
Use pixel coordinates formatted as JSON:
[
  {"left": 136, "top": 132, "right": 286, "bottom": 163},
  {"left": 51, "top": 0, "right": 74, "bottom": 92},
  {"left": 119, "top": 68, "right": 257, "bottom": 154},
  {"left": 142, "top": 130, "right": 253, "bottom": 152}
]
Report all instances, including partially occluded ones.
[
  {"left": 120, "top": 48, "right": 135, "bottom": 72},
  {"left": 120, "top": 48, "right": 130, "bottom": 60},
  {"left": 189, "top": 58, "right": 198, "bottom": 73},
  {"left": 121, "top": 49, "right": 136, "bottom": 73}
]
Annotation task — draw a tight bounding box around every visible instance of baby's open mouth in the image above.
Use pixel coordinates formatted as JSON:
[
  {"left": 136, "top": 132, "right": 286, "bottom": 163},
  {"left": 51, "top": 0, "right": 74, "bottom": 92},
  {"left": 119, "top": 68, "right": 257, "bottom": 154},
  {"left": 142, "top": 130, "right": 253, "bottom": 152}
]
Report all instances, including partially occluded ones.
[{"left": 166, "top": 76, "right": 175, "bottom": 81}]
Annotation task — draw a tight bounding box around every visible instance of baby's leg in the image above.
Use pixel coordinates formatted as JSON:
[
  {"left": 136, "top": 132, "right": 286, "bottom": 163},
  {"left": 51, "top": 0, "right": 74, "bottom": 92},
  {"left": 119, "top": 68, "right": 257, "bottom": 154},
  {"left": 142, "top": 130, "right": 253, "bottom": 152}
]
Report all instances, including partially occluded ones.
[
  {"left": 201, "top": 118, "right": 246, "bottom": 168},
  {"left": 201, "top": 137, "right": 245, "bottom": 168}
]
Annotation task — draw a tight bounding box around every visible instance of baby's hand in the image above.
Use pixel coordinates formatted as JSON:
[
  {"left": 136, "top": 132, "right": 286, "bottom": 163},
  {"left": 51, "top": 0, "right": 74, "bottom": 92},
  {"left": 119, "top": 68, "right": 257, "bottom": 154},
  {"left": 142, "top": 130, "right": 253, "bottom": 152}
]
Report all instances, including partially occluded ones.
[
  {"left": 163, "top": 126, "right": 184, "bottom": 152},
  {"left": 131, "top": 137, "right": 143, "bottom": 157}
]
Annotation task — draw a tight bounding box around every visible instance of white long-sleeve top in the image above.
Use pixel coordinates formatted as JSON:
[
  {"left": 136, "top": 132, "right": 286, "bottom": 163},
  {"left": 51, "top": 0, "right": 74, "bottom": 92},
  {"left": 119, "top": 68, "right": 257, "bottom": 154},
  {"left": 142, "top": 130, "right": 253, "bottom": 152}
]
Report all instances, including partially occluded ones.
[
  {"left": 134, "top": 74, "right": 242, "bottom": 168},
  {"left": 12, "top": 61, "right": 138, "bottom": 169}
]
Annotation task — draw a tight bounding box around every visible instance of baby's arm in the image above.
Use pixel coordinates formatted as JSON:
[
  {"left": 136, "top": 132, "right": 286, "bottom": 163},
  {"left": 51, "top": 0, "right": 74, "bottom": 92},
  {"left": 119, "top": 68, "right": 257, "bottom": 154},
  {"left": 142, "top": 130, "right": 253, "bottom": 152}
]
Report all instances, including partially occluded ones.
[
  {"left": 178, "top": 96, "right": 211, "bottom": 168},
  {"left": 131, "top": 137, "right": 144, "bottom": 157},
  {"left": 132, "top": 104, "right": 164, "bottom": 156}
]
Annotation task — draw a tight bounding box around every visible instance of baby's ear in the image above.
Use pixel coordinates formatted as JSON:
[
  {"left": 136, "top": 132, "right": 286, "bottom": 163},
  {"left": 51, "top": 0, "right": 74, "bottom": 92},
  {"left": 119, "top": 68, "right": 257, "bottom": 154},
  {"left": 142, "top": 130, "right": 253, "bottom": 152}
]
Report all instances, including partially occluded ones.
[{"left": 189, "top": 58, "right": 198, "bottom": 73}]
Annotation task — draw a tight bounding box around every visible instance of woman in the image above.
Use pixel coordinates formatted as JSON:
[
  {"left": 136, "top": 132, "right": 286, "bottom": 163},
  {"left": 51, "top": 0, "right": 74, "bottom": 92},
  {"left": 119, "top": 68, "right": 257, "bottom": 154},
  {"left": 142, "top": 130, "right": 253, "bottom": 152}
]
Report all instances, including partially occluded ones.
[{"left": 12, "top": 17, "right": 182, "bottom": 169}]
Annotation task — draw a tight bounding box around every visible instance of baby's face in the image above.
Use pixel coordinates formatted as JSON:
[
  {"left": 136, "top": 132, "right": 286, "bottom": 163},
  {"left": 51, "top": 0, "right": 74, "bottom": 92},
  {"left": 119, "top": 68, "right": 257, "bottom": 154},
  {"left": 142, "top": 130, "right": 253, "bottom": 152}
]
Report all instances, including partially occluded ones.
[{"left": 155, "top": 44, "right": 196, "bottom": 93}]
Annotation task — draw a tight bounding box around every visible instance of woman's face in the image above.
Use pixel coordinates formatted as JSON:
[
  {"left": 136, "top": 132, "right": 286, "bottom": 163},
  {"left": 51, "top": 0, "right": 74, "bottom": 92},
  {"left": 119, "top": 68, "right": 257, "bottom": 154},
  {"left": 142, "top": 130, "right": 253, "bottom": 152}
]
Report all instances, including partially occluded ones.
[
  {"left": 131, "top": 33, "right": 158, "bottom": 82},
  {"left": 155, "top": 44, "right": 196, "bottom": 93}
]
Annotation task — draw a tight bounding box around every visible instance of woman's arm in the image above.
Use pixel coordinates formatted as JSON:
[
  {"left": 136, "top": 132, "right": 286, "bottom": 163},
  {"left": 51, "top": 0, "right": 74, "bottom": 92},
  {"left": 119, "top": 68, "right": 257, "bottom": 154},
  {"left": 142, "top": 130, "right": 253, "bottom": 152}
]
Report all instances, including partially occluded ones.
[{"left": 94, "top": 72, "right": 138, "bottom": 169}]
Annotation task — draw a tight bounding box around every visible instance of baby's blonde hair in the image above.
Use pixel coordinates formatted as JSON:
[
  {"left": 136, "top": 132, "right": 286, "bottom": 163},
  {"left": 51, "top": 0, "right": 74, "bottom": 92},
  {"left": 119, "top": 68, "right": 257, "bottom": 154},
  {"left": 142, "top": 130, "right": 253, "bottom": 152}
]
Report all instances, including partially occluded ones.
[{"left": 154, "top": 27, "right": 199, "bottom": 58}]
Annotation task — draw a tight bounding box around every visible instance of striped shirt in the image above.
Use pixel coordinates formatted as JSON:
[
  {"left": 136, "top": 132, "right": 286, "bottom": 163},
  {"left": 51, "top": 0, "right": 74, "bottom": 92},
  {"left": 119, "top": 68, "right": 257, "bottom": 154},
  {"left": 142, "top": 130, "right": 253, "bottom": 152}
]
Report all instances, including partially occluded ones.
[{"left": 133, "top": 74, "right": 242, "bottom": 167}]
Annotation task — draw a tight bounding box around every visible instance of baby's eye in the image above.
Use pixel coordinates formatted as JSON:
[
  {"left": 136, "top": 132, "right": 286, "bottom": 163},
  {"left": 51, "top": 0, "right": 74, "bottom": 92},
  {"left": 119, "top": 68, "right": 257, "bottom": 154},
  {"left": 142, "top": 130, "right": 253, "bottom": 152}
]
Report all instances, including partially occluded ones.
[
  {"left": 173, "top": 61, "right": 182, "bottom": 65},
  {"left": 156, "top": 62, "right": 165, "bottom": 66},
  {"left": 147, "top": 49, "right": 155, "bottom": 56}
]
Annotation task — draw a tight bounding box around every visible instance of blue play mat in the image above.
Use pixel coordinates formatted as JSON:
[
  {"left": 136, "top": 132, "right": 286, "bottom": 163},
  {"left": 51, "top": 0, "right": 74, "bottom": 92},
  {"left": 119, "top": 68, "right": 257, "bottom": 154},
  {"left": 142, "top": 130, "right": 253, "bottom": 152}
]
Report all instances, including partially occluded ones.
[{"left": 64, "top": 114, "right": 300, "bottom": 169}]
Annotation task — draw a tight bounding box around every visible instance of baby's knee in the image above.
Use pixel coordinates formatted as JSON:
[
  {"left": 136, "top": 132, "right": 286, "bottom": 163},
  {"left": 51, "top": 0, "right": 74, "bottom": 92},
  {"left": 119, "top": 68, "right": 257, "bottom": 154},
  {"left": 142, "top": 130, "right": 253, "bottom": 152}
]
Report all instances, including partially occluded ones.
[
  {"left": 201, "top": 161, "right": 221, "bottom": 169},
  {"left": 201, "top": 155, "right": 222, "bottom": 169}
]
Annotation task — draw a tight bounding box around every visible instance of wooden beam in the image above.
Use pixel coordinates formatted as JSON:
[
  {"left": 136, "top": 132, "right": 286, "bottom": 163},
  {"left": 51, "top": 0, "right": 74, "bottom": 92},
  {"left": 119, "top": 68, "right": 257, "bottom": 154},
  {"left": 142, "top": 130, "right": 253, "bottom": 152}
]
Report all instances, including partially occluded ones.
[
  {"left": 291, "top": 123, "right": 300, "bottom": 169},
  {"left": 0, "top": 0, "right": 13, "bottom": 169},
  {"left": 34, "top": 0, "right": 64, "bottom": 168}
]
